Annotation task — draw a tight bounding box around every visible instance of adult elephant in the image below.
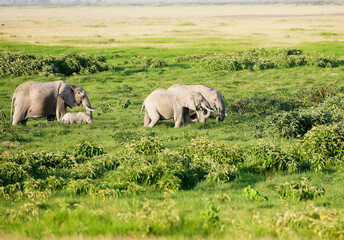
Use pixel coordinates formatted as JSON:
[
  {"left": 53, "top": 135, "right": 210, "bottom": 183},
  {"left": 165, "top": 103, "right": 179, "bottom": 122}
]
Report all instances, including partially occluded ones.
[
  {"left": 11, "top": 80, "right": 95, "bottom": 125},
  {"left": 140, "top": 88, "right": 213, "bottom": 128},
  {"left": 168, "top": 84, "right": 226, "bottom": 122}
]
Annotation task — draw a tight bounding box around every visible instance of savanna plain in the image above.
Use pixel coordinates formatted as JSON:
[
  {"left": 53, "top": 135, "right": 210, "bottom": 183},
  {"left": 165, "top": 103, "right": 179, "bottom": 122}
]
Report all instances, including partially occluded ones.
[{"left": 1, "top": 3, "right": 344, "bottom": 239}]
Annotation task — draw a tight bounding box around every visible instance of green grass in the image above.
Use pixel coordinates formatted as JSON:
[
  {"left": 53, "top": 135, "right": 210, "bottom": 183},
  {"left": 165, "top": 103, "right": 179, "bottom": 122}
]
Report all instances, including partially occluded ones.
[{"left": 1, "top": 39, "right": 344, "bottom": 239}]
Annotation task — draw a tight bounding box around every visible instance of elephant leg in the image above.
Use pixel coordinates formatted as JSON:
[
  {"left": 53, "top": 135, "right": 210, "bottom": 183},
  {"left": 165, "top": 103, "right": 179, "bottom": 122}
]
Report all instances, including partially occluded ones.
[
  {"left": 19, "top": 119, "right": 27, "bottom": 126},
  {"left": 174, "top": 108, "right": 183, "bottom": 128},
  {"left": 183, "top": 108, "right": 191, "bottom": 126},
  {"left": 147, "top": 110, "right": 160, "bottom": 128},
  {"left": 144, "top": 110, "right": 151, "bottom": 127},
  {"left": 12, "top": 109, "right": 26, "bottom": 125},
  {"left": 47, "top": 115, "right": 55, "bottom": 121}
]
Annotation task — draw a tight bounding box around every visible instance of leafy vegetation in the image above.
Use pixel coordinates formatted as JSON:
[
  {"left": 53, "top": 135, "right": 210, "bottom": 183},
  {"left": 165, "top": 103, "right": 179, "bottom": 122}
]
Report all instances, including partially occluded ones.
[
  {"left": 275, "top": 178, "right": 325, "bottom": 201},
  {"left": 1, "top": 22, "right": 344, "bottom": 239},
  {"left": 0, "top": 50, "right": 109, "bottom": 77},
  {"left": 177, "top": 48, "right": 344, "bottom": 72}
]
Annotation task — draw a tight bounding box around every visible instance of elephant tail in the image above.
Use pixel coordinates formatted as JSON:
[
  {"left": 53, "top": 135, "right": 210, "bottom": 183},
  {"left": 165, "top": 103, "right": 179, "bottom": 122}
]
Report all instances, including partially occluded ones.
[{"left": 139, "top": 102, "right": 145, "bottom": 118}]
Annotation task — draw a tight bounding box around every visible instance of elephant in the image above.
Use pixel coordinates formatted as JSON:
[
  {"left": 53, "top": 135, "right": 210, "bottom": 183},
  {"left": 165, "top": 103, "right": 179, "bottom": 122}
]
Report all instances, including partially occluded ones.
[
  {"left": 61, "top": 112, "right": 92, "bottom": 124},
  {"left": 140, "top": 88, "right": 213, "bottom": 128},
  {"left": 10, "top": 80, "right": 96, "bottom": 125},
  {"left": 168, "top": 84, "right": 227, "bottom": 122}
]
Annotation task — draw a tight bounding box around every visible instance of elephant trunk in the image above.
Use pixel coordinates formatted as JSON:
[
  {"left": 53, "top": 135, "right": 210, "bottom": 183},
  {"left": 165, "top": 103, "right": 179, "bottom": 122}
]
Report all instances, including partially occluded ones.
[
  {"left": 216, "top": 99, "right": 226, "bottom": 122},
  {"left": 82, "top": 96, "right": 94, "bottom": 119}
]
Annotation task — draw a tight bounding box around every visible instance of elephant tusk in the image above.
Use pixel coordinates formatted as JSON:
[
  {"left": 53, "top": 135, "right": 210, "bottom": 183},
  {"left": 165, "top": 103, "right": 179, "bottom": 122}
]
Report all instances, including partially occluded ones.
[
  {"left": 225, "top": 112, "right": 229, "bottom": 116},
  {"left": 85, "top": 106, "right": 97, "bottom": 111},
  {"left": 205, "top": 107, "right": 214, "bottom": 113}
]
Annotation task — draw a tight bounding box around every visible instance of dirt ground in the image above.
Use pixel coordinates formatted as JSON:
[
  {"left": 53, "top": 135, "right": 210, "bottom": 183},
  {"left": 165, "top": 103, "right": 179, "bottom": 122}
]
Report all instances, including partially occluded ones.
[{"left": 0, "top": 4, "right": 343, "bottom": 47}]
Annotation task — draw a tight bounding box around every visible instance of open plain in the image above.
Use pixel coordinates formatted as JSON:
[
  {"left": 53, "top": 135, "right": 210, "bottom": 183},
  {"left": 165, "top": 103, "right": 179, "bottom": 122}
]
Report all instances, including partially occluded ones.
[{"left": 1, "top": 3, "right": 344, "bottom": 240}]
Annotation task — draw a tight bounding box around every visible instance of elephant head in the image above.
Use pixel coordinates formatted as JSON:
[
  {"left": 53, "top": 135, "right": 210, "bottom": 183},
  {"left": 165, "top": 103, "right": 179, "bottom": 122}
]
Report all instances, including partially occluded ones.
[
  {"left": 208, "top": 91, "right": 226, "bottom": 122},
  {"left": 59, "top": 82, "right": 96, "bottom": 120},
  {"left": 177, "top": 91, "right": 213, "bottom": 123}
]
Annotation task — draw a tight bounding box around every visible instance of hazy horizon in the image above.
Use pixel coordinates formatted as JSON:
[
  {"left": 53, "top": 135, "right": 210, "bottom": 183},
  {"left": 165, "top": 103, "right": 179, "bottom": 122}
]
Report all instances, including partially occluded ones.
[{"left": 1, "top": 0, "right": 343, "bottom": 5}]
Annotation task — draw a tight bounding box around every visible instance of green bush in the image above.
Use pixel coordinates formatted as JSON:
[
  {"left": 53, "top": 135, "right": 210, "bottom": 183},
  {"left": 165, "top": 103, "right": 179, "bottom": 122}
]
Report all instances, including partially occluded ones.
[
  {"left": 296, "top": 84, "right": 338, "bottom": 105},
  {"left": 246, "top": 142, "right": 299, "bottom": 173},
  {"left": 260, "top": 106, "right": 339, "bottom": 138},
  {"left": 201, "top": 203, "right": 221, "bottom": 232},
  {"left": 74, "top": 141, "right": 105, "bottom": 158},
  {"left": 243, "top": 185, "right": 268, "bottom": 201},
  {"left": 183, "top": 137, "right": 244, "bottom": 165},
  {"left": 106, "top": 152, "right": 184, "bottom": 191},
  {"left": 294, "top": 123, "right": 344, "bottom": 171},
  {"left": 176, "top": 48, "right": 344, "bottom": 72},
  {"left": 65, "top": 178, "right": 95, "bottom": 195},
  {"left": 276, "top": 178, "right": 325, "bottom": 201},
  {"left": 120, "top": 200, "right": 182, "bottom": 235},
  {"left": 0, "top": 50, "right": 109, "bottom": 77},
  {"left": 126, "top": 137, "right": 165, "bottom": 156},
  {"left": 253, "top": 204, "right": 344, "bottom": 239},
  {"left": 0, "top": 162, "right": 27, "bottom": 186},
  {"left": 130, "top": 56, "right": 167, "bottom": 70},
  {"left": 229, "top": 94, "right": 304, "bottom": 115}
]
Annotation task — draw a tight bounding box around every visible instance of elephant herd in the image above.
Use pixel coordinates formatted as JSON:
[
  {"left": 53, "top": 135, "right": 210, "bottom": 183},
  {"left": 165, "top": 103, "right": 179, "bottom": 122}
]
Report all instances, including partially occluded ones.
[{"left": 10, "top": 80, "right": 226, "bottom": 128}]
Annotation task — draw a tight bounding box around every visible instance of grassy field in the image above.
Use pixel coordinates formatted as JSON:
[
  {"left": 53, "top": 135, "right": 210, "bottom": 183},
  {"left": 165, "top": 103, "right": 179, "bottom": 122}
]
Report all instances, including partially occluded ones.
[{"left": 1, "top": 4, "right": 344, "bottom": 239}]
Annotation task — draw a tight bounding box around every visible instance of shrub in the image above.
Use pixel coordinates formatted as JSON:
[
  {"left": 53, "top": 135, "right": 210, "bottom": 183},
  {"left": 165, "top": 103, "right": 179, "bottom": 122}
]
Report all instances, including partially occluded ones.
[
  {"left": 294, "top": 123, "right": 344, "bottom": 171},
  {"left": 106, "top": 152, "right": 184, "bottom": 191},
  {"left": 229, "top": 94, "right": 304, "bottom": 115},
  {"left": 201, "top": 203, "right": 221, "bottom": 232},
  {"left": 253, "top": 205, "right": 344, "bottom": 239},
  {"left": 296, "top": 84, "right": 338, "bottom": 105},
  {"left": 176, "top": 48, "right": 344, "bottom": 72},
  {"left": 74, "top": 141, "right": 105, "bottom": 158},
  {"left": 321, "top": 93, "right": 344, "bottom": 112},
  {"left": 243, "top": 185, "right": 268, "bottom": 201},
  {"left": 205, "top": 163, "right": 239, "bottom": 183},
  {"left": 183, "top": 137, "right": 244, "bottom": 165},
  {"left": 261, "top": 106, "right": 339, "bottom": 138},
  {"left": 0, "top": 50, "right": 109, "bottom": 77},
  {"left": 182, "top": 137, "right": 242, "bottom": 184},
  {"left": 112, "top": 84, "right": 133, "bottom": 94},
  {"left": 130, "top": 56, "right": 167, "bottom": 70},
  {"left": 126, "top": 137, "right": 165, "bottom": 156},
  {"left": 119, "top": 199, "right": 182, "bottom": 235},
  {"left": 246, "top": 142, "right": 299, "bottom": 173},
  {"left": 0, "top": 161, "right": 27, "bottom": 186},
  {"left": 65, "top": 178, "right": 95, "bottom": 195},
  {"left": 276, "top": 178, "right": 325, "bottom": 201}
]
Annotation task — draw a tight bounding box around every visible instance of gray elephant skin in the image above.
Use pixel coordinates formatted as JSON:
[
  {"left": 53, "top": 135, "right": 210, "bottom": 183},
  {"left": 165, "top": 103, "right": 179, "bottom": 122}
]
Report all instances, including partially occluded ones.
[
  {"left": 140, "top": 88, "right": 212, "bottom": 128},
  {"left": 11, "top": 80, "right": 95, "bottom": 125},
  {"left": 61, "top": 112, "right": 92, "bottom": 124},
  {"left": 168, "top": 84, "right": 226, "bottom": 122}
]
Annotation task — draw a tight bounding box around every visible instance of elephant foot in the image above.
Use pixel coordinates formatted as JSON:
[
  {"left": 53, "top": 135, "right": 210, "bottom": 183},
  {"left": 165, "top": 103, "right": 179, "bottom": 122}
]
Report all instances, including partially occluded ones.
[{"left": 47, "top": 115, "right": 55, "bottom": 121}]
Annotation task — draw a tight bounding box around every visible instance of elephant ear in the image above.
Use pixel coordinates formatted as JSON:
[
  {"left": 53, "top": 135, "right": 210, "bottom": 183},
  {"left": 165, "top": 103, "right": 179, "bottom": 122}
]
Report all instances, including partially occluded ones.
[
  {"left": 59, "top": 83, "right": 75, "bottom": 108},
  {"left": 185, "top": 95, "right": 197, "bottom": 111}
]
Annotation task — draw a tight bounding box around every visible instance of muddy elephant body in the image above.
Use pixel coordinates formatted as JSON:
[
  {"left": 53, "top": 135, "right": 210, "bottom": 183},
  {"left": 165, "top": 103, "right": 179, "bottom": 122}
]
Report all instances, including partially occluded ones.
[
  {"left": 61, "top": 112, "right": 92, "bottom": 124},
  {"left": 11, "top": 81, "right": 94, "bottom": 125},
  {"left": 140, "top": 88, "right": 212, "bottom": 128},
  {"left": 168, "top": 84, "right": 226, "bottom": 122}
]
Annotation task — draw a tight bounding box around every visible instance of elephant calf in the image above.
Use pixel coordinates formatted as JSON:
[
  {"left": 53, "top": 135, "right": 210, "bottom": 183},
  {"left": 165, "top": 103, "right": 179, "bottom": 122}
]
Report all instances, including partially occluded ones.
[{"left": 61, "top": 112, "right": 92, "bottom": 124}]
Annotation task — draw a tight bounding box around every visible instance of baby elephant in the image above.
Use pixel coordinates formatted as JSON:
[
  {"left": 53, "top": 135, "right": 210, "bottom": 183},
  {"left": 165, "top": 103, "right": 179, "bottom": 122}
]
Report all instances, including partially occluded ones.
[{"left": 61, "top": 112, "right": 92, "bottom": 124}]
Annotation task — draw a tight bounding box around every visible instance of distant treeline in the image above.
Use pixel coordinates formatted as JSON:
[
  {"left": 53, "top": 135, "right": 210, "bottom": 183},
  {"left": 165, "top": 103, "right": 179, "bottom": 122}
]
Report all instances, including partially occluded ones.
[{"left": 1, "top": 0, "right": 343, "bottom": 6}]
